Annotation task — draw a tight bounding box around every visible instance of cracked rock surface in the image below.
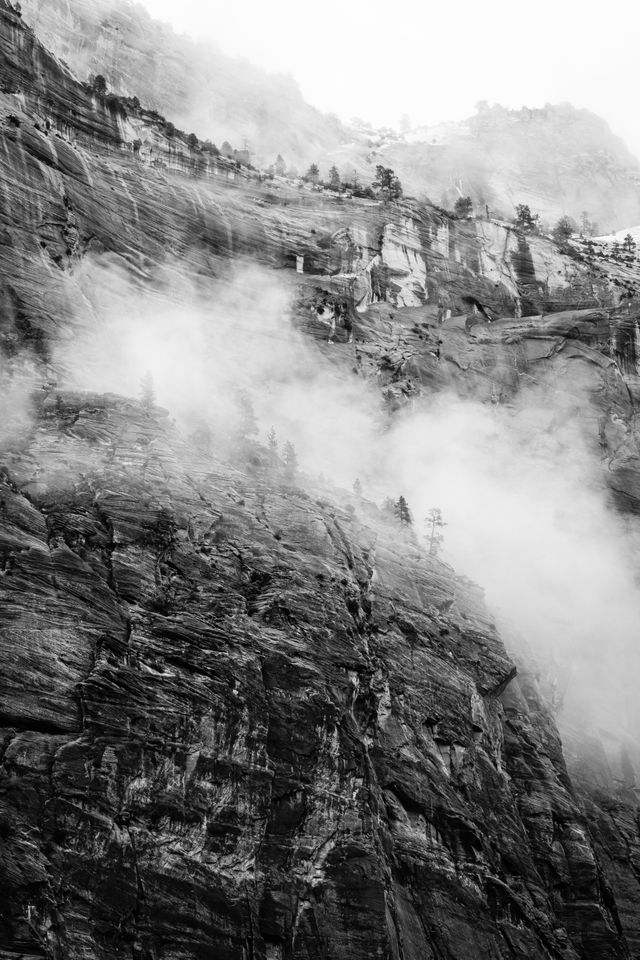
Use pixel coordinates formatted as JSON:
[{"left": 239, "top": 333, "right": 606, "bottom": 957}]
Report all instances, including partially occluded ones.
[
  {"left": 2, "top": 2, "right": 640, "bottom": 957},
  {"left": 0, "top": 394, "right": 630, "bottom": 959}
]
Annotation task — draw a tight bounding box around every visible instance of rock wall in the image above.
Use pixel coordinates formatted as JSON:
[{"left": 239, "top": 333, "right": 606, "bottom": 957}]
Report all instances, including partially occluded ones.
[
  {"left": 1, "top": 5, "right": 640, "bottom": 958},
  {"left": 0, "top": 0, "right": 615, "bottom": 357},
  {"left": 0, "top": 392, "right": 632, "bottom": 959},
  {"left": 16, "top": 0, "right": 348, "bottom": 167}
]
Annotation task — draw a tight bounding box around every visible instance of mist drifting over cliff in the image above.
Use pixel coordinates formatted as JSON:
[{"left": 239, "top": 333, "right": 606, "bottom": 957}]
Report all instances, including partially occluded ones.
[
  {"left": 6, "top": 0, "right": 640, "bottom": 952},
  {"left": 46, "top": 258, "right": 640, "bottom": 741}
]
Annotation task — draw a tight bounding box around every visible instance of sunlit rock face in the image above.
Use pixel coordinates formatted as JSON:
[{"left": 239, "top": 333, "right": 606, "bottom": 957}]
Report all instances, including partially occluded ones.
[{"left": 1, "top": 2, "right": 640, "bottom": 958}]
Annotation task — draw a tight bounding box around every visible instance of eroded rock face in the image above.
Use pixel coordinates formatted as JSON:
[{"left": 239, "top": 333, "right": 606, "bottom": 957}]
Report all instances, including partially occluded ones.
[
  {"left": 16, "top": 0, "right": 348, "bottom": 167},
  {"left": 16, "top": 1, "right": 640, "bottom": 231},
  {"left": 0, "top": 0, "right": 622, "bottom": 364},
  {"left": 0, "top": 393, "right": 631, "bottom": 959},
  {"left": 2, "top": 4, "right": 640, "bottom": 958}
]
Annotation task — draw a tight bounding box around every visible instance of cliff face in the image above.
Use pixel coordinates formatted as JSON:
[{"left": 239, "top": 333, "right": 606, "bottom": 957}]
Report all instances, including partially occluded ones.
[
  {"left": 2, "top": 3, "right": 640, "bottom": 959},
  {"left": 0, "top": 18, "right": 621, "bottom": 354},
  {"left": 0, "top": 392, "right": 631, "bottom": 960},
  {"left": 16, "top": 0, "right": 348, "bottom": 167},
  {"left": 16, "top": 1, "right": 640, "bottom": 230}
]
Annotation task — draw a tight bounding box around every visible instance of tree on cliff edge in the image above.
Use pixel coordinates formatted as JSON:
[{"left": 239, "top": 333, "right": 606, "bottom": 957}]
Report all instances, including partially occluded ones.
[
  {"left": 283, "top": 441, "right": 298, "bottom": 479},
  {"left": 580, "top": 211, "right": 597, "bottom": 239},
  {"left": 514, "top": 204, "right": 539, "bottom": 231},
  {"left": 454, "top": 196, "right": 473, "bottom": 218},
  {"left": 91, "top": 74, "right": 108, "bottom": 97},
  {"left": 305, "top": 163, "right": 320, "bottom": 184},
  {"left": 552, "top": 216, "right": 577, "bottom": 247},
  {"left": 374, "top": 165, "right": 403, "bottom": 200},
  {"left": 394, "top": 495, "right": 413, "bottom": 526},
  {"left": 425, "top": 508, "right": 446, "bottom": 556}
]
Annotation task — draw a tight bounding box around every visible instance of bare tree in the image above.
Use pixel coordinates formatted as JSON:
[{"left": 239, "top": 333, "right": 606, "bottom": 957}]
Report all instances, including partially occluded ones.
[{"left": 425, "top": 508, "right": 446, "bottom": 556}]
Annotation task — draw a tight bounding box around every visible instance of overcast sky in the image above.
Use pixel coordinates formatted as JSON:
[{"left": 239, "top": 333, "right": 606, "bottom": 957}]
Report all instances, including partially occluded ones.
[{"left": 138, "top": 0, "right": 640, "bottom": 157}]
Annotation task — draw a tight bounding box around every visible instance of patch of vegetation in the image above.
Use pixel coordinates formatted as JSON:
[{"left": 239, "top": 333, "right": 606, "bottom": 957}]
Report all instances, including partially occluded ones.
[
  {"left": 513, "top": 204, "right": 539, "bottom": 232},
  {"left": 454, "top": 196, "right": 473, "bottom": 218}
]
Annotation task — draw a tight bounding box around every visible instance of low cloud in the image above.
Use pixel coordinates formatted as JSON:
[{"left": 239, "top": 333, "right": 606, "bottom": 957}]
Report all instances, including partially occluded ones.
[{"left": 37, "top": 254, "right": 640, "bottom": 740}]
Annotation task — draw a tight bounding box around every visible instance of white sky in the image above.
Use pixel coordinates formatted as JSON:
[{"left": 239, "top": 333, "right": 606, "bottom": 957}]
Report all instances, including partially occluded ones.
[{"left": 138, "top": 0, "right": 640, "bottom": 157}]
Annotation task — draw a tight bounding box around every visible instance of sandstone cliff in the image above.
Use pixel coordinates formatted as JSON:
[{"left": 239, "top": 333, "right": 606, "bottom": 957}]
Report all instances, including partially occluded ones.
[
  {"left": 16, "top": 0, "right": 640, "bottom": 231},
  {"left": 0, "top": 387, "right": 633, "bottom": 960},
  {"left": 16, "top": 0, "right": 348, "bottom": 168},
  {"left": 1, "top": 3, "right": 640, "bottom": 958}
]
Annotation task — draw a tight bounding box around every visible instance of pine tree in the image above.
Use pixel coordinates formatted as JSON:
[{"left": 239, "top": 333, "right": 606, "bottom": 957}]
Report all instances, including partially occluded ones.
[
  {"left": 623, "top": 233, "right": 637, "bottom": 255},
  {"left": 329, "top": 165, "right": 341, "bottom": 191},
  {"left": 91, "top": 74, "right": 107, "bottom": 97},
  {"left": 454, "top": 196, "right": 473, "bottom": 218},
  {"left": 353, "top": 477, "right": 363, "bottom": 498},
  {"left": 552, "top": 216, "right": 577, "bottom": 246},
  {"left": 305, "top": 163, "right": 320, "bottom": 184},
  {"left": 580, "top": 211, "right": 595, "bottom": 238},
  {"left": 283, "top": 440, "right": 298, "bottom": 478},
  {"left": 394, "top": 495, "right": 412, "bottom": 526},
  {"left": 514, "top": 204, "right": 539, "bottom": 231},
  {"left": 373, "top": 165, "right": 402, "bottom": 200},
  {"left": 425, "top": 508, "right": 446, "bottom": 556}
]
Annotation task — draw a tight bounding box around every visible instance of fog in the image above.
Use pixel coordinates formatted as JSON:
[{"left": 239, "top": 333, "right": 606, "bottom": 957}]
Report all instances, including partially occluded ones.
[
  {"left": 36, "top": 256, "right": 640, "bottom": 740},
  {"left": 139, "top": 0, "right": 640, "bottom": 162},
  {"left": 0, "top": 356, "right": 37, "bottom": 448},
  {"left": 388, "top": 394, "right": 640, "bottom": 734}
]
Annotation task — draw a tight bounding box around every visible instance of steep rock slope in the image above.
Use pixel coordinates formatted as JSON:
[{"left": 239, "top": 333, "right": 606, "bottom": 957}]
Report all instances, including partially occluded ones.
[
  {"left": 16, "top": 1, "right": 640, "bottom": 231},
  {"left": 1, "top": 4, "right": 640, "bottom": 958},
  {"left": 16, "top": 0, "right": 348, "bottom": 167},
  {"left": 0, "top": 5, "right": 620, "bottom": 354},
  {"left": 0, "top": 392, "right": 630, "bottom": 960}
]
